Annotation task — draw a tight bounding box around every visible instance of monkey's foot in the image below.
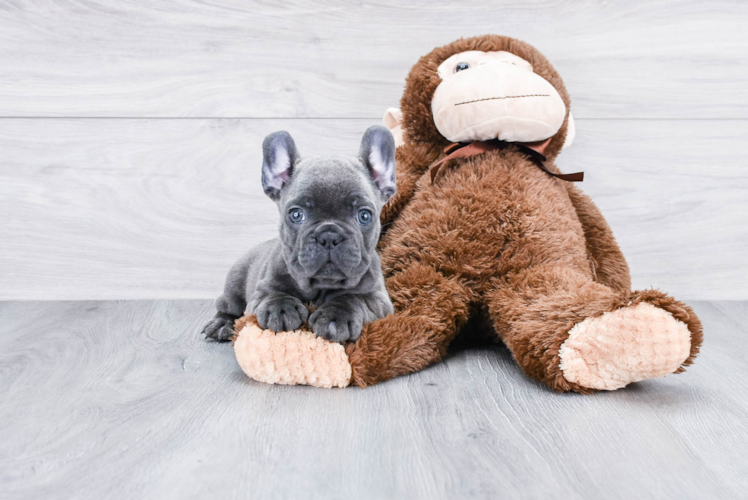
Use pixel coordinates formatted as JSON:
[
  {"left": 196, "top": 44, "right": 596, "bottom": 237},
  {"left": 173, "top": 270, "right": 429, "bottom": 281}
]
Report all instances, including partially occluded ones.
[
  {"left": 233, "top": 316, "right": 352, "bottom": 388},
  {"left": 558, "top": 302, "right": 692, "bottom": 391}
]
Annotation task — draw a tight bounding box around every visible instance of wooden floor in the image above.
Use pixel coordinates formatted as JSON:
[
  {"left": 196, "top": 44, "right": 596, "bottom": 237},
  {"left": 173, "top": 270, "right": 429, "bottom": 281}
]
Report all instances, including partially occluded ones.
[{"left": 1, "top": 299, "right": 746, "bottom": 499}]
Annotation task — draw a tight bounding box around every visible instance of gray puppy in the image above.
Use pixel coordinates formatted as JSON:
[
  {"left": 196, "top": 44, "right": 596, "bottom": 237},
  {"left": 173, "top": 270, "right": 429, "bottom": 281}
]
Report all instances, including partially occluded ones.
[{"left": 202, "top": 125, "right": 396, "bottom": 343}]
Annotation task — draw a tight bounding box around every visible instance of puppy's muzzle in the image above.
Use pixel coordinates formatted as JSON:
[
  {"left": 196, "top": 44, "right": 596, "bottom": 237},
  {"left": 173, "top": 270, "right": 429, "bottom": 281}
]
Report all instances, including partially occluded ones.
[
  {"left": 314, "top": 224, "right": 344, "bottom": 250},
  {"left": 298, "top": 223, "right": 362, "bottom": 277}
]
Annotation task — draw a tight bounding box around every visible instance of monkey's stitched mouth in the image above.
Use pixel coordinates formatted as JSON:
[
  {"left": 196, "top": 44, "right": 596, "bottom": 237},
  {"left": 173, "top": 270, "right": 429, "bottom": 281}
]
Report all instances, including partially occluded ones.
[{"left": 455, "top": 94, "right": 551, "bottom": 106}]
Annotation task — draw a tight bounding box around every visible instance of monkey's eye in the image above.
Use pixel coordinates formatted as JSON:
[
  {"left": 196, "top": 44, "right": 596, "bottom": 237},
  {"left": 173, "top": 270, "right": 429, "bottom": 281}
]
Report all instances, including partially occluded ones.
[
  {"left": 288, "top": 207, "right": 305, "bottom": 224},
  {"left": 454, "top": 62, "right": 470, "bottom": 73},
  {"left": 357, "top": 209, "right": 373, "bottom": 226}
]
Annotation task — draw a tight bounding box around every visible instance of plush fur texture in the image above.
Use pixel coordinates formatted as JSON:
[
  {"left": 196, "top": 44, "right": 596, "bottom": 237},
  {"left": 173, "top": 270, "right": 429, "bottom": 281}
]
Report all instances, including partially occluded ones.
[
  {"left": 233, "top": 315, "right": 351, "bottom": 388},
  {"left": 231, "top": 35, "right": 703, "bottom": 393},
  {"left": 345, "top": 35, "right": 703, "bottom": 392},
  {"left": 558, "top": 302, "right": 692, "bottom": 390}
]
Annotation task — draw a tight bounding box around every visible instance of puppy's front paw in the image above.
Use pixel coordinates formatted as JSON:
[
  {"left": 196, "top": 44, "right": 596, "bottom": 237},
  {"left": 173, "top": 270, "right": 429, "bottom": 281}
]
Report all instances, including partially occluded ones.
[
  {"left": 202, "top": 315, "right": 236, "bottom": 342},
  {"left": 256, "top": 296, "right": 309, "bottom": 332},
  {"left": 309, "top": 304, "right": 364, "bottom": 343}
]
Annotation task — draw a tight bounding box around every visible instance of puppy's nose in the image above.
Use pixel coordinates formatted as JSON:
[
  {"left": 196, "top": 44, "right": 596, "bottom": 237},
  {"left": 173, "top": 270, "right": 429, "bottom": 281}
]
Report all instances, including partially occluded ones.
[{"left": 315, "top": 225, "right": 344, "bottom": 249}]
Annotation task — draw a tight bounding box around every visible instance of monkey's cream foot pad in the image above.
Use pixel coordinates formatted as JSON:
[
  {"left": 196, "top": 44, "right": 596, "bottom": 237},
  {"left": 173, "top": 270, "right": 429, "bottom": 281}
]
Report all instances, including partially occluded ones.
[
  {"left": 233, "top": 317, "right": 352, "bottom": 388},
  {"left": 558, "top": 303, "right": 691, "bottom": 391}
]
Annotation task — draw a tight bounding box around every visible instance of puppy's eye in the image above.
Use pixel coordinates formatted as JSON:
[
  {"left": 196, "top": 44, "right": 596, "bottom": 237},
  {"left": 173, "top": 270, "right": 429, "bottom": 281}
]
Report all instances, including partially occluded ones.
[
  {"left": 357, "top": 209, "right": 373, "bottom": 226},
  {"left": 454, "top": 62, "right": 470, "bottom": 73},
  {"left": 288, "top": 208, "right": 305, "bottom": 224}
]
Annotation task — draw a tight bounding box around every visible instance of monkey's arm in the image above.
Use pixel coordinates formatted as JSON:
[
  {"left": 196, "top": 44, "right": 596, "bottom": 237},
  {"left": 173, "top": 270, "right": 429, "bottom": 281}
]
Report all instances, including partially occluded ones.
[
  {"left": 346, "top": 262, "right": 473, "bottom": 387},
  {"left": 564, "top": 184, "right": 631, "bottom": 293}
]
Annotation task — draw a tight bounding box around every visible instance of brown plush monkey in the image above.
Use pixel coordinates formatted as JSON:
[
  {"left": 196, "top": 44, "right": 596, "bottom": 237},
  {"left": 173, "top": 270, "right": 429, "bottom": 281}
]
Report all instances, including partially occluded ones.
[{"left": 234, "top": 35, "right": 703, "bottom": 393}]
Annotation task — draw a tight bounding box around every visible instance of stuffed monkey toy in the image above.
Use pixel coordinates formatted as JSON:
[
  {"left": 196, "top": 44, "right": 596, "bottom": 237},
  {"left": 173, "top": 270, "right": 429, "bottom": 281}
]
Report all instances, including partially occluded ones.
[{"left": 234, "top": 35, "right": 703, "bottom": 393}]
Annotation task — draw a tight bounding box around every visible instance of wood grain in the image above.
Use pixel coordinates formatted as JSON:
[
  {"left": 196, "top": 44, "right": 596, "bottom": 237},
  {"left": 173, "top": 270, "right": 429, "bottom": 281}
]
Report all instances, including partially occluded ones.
[
  {"left": 1, "top": 118, "right": 745, "bottom": 300},
  {"left": 0, "top": 299, "right": 745, "bottom": 499},
  {"left": 1, "top": 4, "right": 744, "bottom": 497},
  {"left": 0, "top": 0, "right": 745, "bottom": 118}
]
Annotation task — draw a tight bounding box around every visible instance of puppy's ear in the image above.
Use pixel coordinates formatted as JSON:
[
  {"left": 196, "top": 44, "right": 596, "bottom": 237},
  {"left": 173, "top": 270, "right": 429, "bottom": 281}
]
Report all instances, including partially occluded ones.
[
  {"left": 262, "top": 131, "right": 299, "bottom": 200},
  {"left": 359, "top": 125, "right": 397, "bottom": 201}
]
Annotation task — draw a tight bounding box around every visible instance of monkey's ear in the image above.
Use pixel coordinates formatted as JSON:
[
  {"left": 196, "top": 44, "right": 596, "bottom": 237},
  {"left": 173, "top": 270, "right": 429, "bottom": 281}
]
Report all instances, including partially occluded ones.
[
  {"left": 261, "top": 131, "right": 299, "bottom": 200},
  {"left": 561, "top": 113, "right": 576, "bottom": 150},
  {"left": 382, "top": 107, "right": 405, "bottom": 147},
  {"left": 359, "top": 125, "right": 397, "bottom": 201}
]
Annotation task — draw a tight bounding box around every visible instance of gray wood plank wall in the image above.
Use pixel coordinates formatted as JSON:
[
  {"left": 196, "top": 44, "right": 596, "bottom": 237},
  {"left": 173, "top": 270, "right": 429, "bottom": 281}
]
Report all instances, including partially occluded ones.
[{"left": 1, "top": 1, "right": 746, "bottom": 300}]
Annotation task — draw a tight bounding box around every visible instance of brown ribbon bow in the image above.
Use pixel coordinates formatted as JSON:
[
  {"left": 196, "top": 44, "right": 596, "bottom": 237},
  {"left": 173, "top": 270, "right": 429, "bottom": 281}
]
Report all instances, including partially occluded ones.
[{"left": 429, "top": 139, "right": 584, "bottom": 184}]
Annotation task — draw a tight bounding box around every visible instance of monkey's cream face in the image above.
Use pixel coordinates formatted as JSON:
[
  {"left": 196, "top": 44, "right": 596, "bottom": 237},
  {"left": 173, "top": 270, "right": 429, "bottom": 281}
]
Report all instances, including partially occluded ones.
[{"left": 431, "top": 51, "right": 567, "bottom": 144}]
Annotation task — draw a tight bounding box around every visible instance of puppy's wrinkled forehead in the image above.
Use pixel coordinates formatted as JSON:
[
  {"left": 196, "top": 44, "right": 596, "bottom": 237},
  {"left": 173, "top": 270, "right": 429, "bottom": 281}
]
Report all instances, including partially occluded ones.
[{"left": 283, "top": 156, "right": 378, "bottom": 212}]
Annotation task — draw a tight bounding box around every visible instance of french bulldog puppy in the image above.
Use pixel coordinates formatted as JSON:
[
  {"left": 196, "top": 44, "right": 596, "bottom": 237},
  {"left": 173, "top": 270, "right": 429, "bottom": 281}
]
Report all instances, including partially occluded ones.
[{"left": 202, "top": 125, "right": 396, "bottom": 343}]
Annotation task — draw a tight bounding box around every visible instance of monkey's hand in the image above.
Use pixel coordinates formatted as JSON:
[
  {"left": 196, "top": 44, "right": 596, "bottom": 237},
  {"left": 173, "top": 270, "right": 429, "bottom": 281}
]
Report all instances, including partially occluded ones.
[{"left": 233, "top": 316, "right": 353, "bottom": 389}]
